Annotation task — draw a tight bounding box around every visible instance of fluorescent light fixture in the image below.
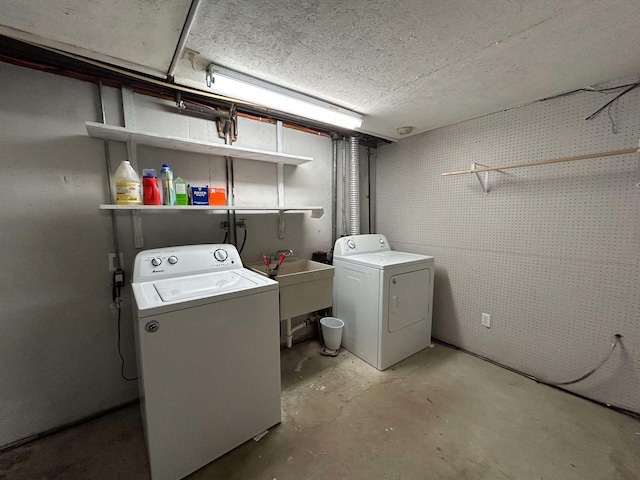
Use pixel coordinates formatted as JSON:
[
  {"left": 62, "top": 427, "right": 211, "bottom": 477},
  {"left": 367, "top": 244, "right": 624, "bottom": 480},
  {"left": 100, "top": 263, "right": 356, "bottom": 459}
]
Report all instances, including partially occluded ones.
[{"left": 205, "top": 64, "right": 363, "bottom": 130}]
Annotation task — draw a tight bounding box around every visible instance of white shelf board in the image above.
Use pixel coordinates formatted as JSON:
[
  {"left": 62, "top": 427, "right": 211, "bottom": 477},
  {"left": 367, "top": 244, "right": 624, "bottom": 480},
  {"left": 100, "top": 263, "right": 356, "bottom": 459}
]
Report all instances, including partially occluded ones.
[
  {"left": 99, "top": 204, "right": 324, "bottom": 218},
  {"left": 86, "top": 122, "right": 313, "bottom": 166}
]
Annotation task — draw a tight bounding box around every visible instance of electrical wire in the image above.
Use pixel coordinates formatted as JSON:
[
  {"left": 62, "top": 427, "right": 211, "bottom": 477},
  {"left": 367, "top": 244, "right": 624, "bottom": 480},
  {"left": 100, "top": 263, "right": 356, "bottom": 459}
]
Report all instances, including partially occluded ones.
[
  {"left": 538, "top": 334, "right": 621, "bottom": 386},
  {"left": 606, "top": 104, "right": 617, "bottom": 134},
  {"left": 585, "top": 84, "right": 640, "bottom": 121},
  {"left": 434, "top": 335, "right": 638, "bottom": 418},
  {"left": 539, "top": 82, "right": 640, "bottom": 102},
  {"left": 115, "top": 285, "right": 138, "bottom": 382}
]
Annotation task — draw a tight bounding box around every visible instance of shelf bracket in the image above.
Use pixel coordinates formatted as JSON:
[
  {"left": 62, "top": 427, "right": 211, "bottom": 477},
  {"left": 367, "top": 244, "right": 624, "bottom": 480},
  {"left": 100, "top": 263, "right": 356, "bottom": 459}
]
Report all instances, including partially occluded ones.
[{"left": 472, "top": 162, "right": 490, "bottom": 194}]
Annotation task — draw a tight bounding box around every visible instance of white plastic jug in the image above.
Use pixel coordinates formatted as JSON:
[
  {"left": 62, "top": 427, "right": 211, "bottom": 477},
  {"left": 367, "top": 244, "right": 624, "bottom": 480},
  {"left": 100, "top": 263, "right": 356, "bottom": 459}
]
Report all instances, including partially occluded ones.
[{"left": 114, "top": 161, "right": 142, "bottom": 205}]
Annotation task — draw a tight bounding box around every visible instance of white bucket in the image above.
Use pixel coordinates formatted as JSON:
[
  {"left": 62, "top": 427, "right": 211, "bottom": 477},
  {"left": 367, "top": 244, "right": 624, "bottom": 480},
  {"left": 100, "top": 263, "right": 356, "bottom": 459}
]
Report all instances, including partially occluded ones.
[{"left": 320, "top": 317, "right": 344, "bottom": 351}]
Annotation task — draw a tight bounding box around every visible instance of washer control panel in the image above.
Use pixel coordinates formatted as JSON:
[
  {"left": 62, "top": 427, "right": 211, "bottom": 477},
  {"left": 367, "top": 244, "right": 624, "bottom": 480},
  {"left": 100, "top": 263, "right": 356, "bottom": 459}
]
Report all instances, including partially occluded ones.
[
  {"left": 333, "top": 234, "right": 390, "bottom": 257},
  {"left": 132, "top": 244, "right": 242, "bottom": 282}
]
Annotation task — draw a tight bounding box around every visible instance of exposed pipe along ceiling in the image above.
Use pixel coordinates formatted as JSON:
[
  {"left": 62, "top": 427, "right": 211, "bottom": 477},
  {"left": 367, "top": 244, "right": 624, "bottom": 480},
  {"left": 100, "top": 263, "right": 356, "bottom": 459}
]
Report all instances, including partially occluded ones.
[{"left": 2, "top": 1, "right": 640, "bottom": 140}]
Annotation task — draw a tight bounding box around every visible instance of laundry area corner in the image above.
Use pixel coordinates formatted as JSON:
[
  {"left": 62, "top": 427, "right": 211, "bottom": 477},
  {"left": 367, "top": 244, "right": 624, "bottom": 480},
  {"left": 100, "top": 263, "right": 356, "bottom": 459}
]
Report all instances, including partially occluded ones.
[
  {"left": 1, "top": 1, "right": 640, "bottom": 479},
  {"left": 2, "top": 341, "right": 638, "bottom": 480}
]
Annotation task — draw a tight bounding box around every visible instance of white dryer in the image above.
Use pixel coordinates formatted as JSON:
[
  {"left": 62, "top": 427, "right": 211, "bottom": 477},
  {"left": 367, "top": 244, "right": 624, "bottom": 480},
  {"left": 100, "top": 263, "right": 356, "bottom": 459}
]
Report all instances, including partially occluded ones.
[
  {"left": 333, "top": 234, "right": 434, "bottom": 371},
  {"left": 131, "top": 244, "right": 281, "bottom": 480}
]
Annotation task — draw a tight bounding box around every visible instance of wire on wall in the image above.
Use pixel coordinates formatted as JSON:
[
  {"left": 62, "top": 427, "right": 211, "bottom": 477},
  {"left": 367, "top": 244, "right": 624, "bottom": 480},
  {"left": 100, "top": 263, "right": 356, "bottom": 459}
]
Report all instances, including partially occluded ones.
[{"left": 585, "top": 84, "right": 640, "bottom": 121}]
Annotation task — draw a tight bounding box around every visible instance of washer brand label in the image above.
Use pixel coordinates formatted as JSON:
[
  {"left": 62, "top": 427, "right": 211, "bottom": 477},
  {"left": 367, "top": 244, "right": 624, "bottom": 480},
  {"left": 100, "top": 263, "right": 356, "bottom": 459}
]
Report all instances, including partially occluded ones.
[
  {"left": 145, "top": 320, "right": 159, "bottom": 333},
  {"left": 152, "top": 269, "right": 165, "bottom": 273}
]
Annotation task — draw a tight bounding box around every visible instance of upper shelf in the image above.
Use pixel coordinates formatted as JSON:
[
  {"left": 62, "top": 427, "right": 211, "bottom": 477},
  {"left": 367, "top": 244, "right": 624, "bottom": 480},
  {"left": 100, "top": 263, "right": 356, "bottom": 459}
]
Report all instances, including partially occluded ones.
[{"left": 85, "top": 122, "right": 313, "bottom": 166}]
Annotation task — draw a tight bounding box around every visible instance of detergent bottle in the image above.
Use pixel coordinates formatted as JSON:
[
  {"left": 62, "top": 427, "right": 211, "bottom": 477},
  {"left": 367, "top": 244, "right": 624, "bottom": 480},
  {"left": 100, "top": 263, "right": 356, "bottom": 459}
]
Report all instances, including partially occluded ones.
[
  {"left": 160, "top": 163, "right": 176, "bottom": 205},
  {"left": 175, "top": 177, "right": 188, "bottom": 205},
  {"left": 142, "top": 169, "right": 162, "bottom": 205},
  {"left": 114, "top": 160, "right": 142, "bottom": 205}
]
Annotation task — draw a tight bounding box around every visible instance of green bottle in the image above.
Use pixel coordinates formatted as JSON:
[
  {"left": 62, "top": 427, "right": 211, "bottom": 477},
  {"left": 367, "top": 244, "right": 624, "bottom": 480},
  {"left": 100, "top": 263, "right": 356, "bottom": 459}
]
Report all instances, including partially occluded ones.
[{"left": 175, "top": 177, "right": 189, "bottom": 205}]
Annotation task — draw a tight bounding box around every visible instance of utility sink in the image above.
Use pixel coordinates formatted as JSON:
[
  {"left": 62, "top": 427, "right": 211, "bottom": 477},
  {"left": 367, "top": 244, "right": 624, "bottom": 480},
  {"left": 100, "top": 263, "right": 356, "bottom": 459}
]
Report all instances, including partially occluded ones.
[{"left": 247, "top": 259, "right": 334, "bottom": 320}]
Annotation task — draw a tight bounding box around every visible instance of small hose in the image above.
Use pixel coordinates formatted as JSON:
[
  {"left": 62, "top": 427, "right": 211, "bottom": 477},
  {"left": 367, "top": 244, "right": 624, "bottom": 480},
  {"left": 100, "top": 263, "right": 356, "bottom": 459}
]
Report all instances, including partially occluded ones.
[
  {"left": 238, "top": 227, "right": 247, "bottom": 254},
  {"left": 537, "top": 334, "right": 622, "bottom": 386}
]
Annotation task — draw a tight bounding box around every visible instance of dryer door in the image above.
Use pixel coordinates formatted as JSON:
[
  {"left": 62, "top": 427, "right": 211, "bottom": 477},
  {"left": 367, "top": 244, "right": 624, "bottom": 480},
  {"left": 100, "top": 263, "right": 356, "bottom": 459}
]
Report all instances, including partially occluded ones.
[{"left": 388, "top": 268, "right": 430, "bottom": 333}]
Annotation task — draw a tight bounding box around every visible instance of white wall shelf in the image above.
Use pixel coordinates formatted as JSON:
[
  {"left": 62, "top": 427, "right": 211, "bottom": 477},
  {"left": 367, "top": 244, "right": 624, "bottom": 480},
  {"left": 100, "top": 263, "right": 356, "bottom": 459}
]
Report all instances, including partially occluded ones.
[
  {"left": 86, "top": 122, "right": 313, "bottom": 166},
  {"left": 99, "top": 204, "right": 324, "bottom": 218}
]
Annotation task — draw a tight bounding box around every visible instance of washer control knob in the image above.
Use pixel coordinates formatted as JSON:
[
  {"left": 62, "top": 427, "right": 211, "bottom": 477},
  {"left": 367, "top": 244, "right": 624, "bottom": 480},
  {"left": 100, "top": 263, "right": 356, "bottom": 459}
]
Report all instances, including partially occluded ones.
[
  {"left": 151, "top": 257, "right": 162, "bottom": 267},
  {"left": 346, "top": 239, "right": 356, "bottom": 249},
  {"left": 168, "top": 256, "right": 178, "bottom": 265},
  {"left": 213, "top": 249, "right": 228, "bottom": 262},
  {"left": 379, "top": 238, "right": 385, "bottom": 245}
]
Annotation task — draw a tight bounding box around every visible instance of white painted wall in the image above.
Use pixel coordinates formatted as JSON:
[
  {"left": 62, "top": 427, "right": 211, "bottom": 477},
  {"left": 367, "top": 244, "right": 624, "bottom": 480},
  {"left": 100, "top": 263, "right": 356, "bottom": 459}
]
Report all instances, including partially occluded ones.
[
  {"left": 376, "top": 76, "right": 640, "bottom": 413},
  {"left": 0, "top": 61, "right": 333, "bottom": 448}
]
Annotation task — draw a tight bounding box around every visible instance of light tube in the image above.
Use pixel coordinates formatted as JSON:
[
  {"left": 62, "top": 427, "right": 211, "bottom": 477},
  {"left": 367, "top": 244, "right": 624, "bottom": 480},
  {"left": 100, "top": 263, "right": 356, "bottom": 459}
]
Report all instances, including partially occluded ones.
[{"left": 207, "top": 65, "right": 363, "bottom": 130}]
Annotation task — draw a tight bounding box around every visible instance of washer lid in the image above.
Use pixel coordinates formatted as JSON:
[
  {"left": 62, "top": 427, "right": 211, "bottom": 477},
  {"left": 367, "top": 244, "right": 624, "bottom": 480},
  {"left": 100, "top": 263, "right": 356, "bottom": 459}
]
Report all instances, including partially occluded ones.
[
  {"left": 132, "top": 268, "right": 277, "bottom": 317},
  {"left": 153, "top": 271, "right": 257, "bottom": 302},
  {"left": 334, "top": 251, "right": 434, "bottom": 269}
]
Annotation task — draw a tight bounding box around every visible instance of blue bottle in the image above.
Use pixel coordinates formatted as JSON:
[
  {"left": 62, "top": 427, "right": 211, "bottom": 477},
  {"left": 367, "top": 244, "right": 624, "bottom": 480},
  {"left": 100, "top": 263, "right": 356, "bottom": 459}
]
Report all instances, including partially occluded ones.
[{"left": 160, "top": 163, "right": 176, "bottom": 205}]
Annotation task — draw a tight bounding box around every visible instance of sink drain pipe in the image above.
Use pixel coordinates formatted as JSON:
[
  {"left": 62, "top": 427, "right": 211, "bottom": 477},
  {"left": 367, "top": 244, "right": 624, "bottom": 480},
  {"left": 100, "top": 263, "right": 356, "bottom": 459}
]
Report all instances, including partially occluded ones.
[
  {"left": 348, "top": 136, "right": 360, "bottom": 235},
  {"left": 286, "top": 315, "right": 320, "bottom": 348}
]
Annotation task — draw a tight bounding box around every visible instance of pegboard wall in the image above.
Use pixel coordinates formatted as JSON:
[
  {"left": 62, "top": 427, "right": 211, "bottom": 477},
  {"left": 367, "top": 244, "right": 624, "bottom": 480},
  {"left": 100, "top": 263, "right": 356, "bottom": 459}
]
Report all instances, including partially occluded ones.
[{"left": 376, "top": 76, "right": 640, "bottom": 413}]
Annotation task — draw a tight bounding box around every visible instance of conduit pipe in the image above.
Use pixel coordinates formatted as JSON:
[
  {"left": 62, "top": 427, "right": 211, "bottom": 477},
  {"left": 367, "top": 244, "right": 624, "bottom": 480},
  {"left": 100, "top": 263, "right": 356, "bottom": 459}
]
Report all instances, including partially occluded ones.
[
  {"left": 348, "top": 136, "right": 360, "bottom": 235},
  {"left": 331, "top": 136, "right": 338, "bottom": 245},
  {"left": 167, "top": 0, "right": 203, "bottom": 78}
]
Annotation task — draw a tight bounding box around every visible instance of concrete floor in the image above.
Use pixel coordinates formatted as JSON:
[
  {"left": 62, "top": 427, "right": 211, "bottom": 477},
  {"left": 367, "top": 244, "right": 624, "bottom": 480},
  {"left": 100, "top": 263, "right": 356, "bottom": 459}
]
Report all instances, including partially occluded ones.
[{"left": 1, "top": 342, "right": 638, "bottom": 480}]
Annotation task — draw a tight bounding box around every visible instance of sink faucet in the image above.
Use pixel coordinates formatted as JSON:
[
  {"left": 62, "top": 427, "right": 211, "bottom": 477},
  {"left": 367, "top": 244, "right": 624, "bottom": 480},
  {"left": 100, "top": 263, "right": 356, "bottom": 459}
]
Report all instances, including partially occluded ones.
[{"left": 275, "top": 249, "right": 294, "bottom": 258}]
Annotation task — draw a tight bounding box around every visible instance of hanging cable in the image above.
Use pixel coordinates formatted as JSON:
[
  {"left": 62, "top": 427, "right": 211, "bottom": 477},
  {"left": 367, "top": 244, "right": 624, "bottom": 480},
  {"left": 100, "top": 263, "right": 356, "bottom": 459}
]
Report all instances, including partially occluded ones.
[
  {"left": 539, "top": 82, "right": 640, "bottom": 102},
  {"left": 538, "top": 334, "right": 622, "bottom": 386},
  {"left": 606, "top": 104, "right": 618, "bottom": 134},
  {"left": 236, "top": 219, "right": 247, "bottom": 254},
  {"left": 117, "top": 305, "right": 138, "bottom": 382},
  {"left": 239, "top": 228, "right": 248, "bottom": 254},
  {"left": 113, "top": 277, "right": 138, "bottom": 382},
  {"left": 585, "top": 84, "right": 639, "bottom": 121}
]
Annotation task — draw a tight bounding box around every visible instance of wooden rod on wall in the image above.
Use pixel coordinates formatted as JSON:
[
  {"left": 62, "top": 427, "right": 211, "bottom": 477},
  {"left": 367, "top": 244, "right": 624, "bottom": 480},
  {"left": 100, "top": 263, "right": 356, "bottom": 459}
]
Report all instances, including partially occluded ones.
[{"left": 441, "top": 147, "right": 638, "bottom": 176}]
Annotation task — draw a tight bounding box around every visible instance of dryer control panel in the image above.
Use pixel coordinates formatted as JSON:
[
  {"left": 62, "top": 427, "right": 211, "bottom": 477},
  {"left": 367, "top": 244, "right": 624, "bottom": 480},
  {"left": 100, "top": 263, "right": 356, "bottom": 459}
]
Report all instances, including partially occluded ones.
[
  {"left": 334, "top": 234, "right": 390, "bottom": 257},
  {"left": 133, "top": 244, "right": 243, "bottom": 283}
]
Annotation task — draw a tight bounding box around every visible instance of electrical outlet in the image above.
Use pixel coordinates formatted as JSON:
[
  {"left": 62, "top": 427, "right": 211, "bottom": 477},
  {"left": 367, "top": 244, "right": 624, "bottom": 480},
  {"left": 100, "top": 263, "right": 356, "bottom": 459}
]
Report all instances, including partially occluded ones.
[
  {"left": 108, "top": 253, "right": 124, "bottom": 272},
  {"left": 481, "top": 313, "right": 491, "bottom": 328}
]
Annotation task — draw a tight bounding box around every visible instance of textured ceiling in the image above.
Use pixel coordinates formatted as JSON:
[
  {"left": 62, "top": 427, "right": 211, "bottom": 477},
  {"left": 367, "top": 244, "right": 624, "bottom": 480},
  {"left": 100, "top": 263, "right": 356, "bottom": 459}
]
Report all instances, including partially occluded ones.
[
  {"left": 0, "top": 0, "right": 192, "bottom": 75},
  {"left": 2, "top": 1, "right": 640, "bottom": 139},
  {"left": 186, "top": 0, "right": 640, "bottom": 139}
]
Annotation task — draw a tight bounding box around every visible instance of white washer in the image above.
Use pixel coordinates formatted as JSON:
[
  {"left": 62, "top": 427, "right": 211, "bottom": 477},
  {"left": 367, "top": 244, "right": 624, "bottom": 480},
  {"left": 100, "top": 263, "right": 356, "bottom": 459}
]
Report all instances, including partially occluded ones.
[
  {"left": 131, "top": 244, "right": 281, "bottom": 480},
  {"left": 333, "top": 234, "right": 434, "bottom": 371}
]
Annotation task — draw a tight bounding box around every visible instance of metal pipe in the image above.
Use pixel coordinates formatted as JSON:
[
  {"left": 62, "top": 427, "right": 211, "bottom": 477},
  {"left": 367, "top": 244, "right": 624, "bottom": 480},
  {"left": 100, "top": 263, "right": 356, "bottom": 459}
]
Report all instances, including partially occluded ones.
[
  {"left": 331, "top": 136, "right": 338, "bottom": 245},
  {"left": 347, "top": 135, "right": 360, "bottom": 235},
  {"left": 276, "top": 121, "right": 285, "bottom": 239},
  {"left": 341, "top": 139, "right": 347, "bottom": 236},
  {"left": 98, "top": 82, "right": 121, "bottom": 268},
  {"left": 167, "top": 0, "right": 203, "bottom": 78},
  {"left": 367, "top": 146, "right": 372, "bottom": 234},
  {"left": 224, "top": 128, "right": 237, "bottom": 246}
]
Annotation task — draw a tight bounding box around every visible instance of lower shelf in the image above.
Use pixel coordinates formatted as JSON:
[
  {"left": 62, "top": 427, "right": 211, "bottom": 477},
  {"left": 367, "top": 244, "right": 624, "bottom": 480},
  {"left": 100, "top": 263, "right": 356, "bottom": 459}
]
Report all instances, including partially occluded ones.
[
  {"left": 99, "top": 204, "right": 324, "bottom": 218},
  {"left": 100, "top": 204, "right": 325, "bottom": 248}
]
